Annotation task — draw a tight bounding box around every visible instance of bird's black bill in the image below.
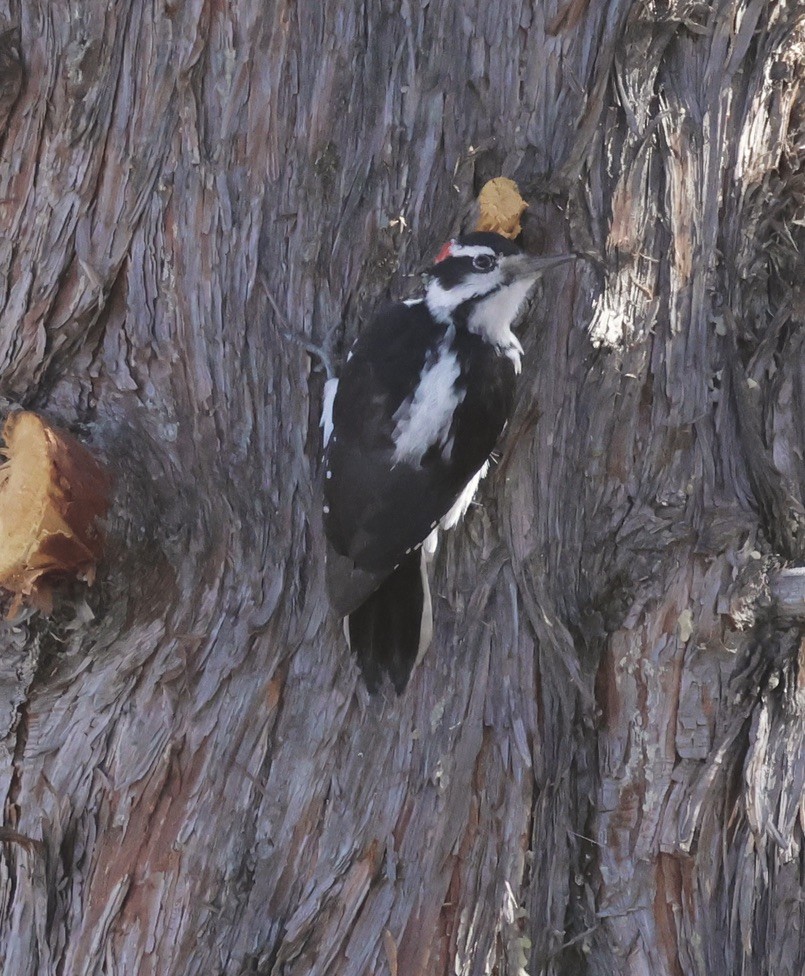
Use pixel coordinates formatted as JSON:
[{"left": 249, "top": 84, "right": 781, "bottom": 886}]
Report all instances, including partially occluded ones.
[{"left": 501, "top": 251, "right": 577, "bottom": 282}]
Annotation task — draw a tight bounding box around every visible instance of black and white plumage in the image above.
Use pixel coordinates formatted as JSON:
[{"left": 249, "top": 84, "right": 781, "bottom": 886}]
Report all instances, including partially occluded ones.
[{"left": 323, "top": 231, "right": 571, "bottom": 692}]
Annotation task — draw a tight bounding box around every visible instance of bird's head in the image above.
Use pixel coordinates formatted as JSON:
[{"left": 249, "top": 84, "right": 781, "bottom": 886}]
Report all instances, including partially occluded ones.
[{"left": 423, "top": 231, "right": 573, "bottom": 327}]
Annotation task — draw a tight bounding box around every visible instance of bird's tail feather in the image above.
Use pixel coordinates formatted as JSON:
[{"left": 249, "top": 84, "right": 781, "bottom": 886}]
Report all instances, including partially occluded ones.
[{"left": 347, "top": 549, "right": 432, "bottom": 693}]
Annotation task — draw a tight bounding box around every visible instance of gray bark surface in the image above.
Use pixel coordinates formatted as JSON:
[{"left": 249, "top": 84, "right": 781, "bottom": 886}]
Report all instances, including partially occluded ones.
[{"left": 0, "top": 1, "right": 804, "bottom": 974}]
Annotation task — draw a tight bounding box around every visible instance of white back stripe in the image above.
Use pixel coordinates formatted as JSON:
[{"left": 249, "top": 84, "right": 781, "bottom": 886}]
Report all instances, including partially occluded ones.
[
  {"left": 391, "top": 334, "right": 464, "bottom": 465},
  {"left": 321, "top": 377, "right": 339, "bottom": 446}
]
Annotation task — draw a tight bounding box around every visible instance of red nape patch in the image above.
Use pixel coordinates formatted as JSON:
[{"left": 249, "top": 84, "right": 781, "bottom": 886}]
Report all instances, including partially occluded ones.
[{"left": 434, "top": 241, "right": 454, "bottom": 263}]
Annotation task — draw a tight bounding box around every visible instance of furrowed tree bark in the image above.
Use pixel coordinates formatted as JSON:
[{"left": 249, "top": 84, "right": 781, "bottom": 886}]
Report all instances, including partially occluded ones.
[{"left": 1, "top": 2, "right": 804, "bottom": 975}]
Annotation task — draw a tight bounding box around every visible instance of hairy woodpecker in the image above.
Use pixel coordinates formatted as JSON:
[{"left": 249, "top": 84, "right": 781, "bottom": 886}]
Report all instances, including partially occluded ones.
[{"left": 322, "top": 231, "right": 571, "bottom": 692}]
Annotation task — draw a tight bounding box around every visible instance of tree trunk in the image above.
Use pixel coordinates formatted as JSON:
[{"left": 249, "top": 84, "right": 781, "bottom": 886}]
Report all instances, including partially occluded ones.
[{"left": 1, "top": 1, "right": 804, "bottom": 974}]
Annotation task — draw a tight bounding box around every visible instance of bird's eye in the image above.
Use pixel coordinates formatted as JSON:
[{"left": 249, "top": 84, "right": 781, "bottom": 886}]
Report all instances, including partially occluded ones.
[{"left": 473, "top": 254, "right": 496, "bottom": 271}]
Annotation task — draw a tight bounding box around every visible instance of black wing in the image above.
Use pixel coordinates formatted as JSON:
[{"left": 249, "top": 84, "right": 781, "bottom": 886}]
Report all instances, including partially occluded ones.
[{"left": 324, "top": 300, "right": 514, "bottom": 611}]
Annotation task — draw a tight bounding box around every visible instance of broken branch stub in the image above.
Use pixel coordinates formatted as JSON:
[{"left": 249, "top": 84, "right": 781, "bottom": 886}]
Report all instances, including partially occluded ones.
[
  {"left": 0, "top": 411, "right": 111, "bottom": 615},
  {"left": 770, "top": 568, "right": 805, "bottom": 620}
]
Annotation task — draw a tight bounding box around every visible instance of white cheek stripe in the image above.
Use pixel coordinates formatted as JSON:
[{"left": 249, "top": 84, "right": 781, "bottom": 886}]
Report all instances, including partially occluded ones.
[
  {"left": 426, "top": 272, "right": 503, "bottom": 323},
  {"left": 391, "top": 336, "right": 464, "bottom": 466}
]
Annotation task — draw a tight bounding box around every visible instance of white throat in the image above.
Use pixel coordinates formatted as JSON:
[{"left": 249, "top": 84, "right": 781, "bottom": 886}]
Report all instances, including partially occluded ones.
[{"left": 466, "top": 277, "right": 536, "bottom": 372}]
